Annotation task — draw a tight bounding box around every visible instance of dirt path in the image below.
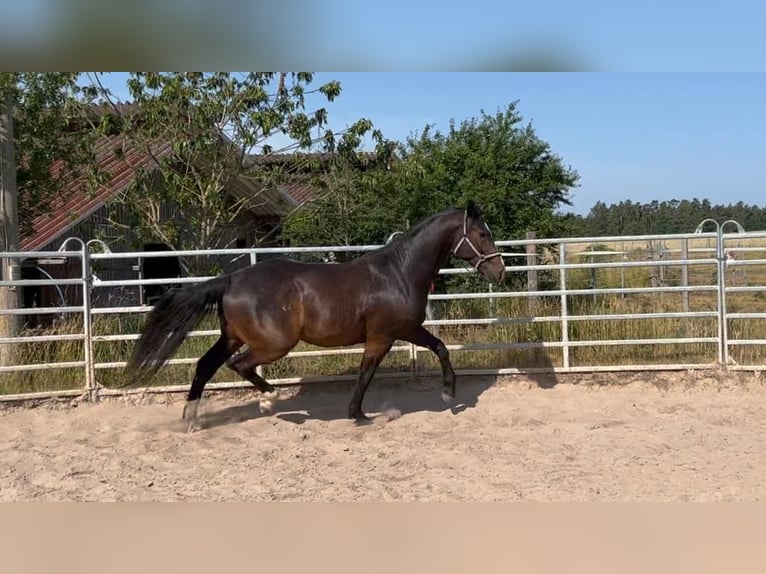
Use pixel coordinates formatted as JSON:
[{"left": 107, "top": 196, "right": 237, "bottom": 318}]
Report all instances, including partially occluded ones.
[{"left": 2, "top": 371, "right": 766, "bottom": 501}]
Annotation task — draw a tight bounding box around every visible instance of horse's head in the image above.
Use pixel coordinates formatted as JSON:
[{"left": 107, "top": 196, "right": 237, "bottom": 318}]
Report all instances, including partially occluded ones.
[{"left": 451, "top": 200, "right": 505, "bottom": 284}]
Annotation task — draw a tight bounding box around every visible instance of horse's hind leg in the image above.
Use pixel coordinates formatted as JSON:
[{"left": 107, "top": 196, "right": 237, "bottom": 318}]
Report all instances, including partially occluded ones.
[
  {"left": 182, "top": 336, "right": 238, "bottom": 432},
  {"left": 226, "top": 347, "right": 286, "bottom": 415}
]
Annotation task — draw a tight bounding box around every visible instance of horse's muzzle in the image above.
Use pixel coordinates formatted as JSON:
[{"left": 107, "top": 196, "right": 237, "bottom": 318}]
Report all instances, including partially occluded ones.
[{"left": 479, "top": 258, "right": 506, "bottom": 284}]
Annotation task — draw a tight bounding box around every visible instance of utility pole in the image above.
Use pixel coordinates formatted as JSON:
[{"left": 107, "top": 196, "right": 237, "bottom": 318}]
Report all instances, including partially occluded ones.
[{"left": 0, "top": 94, "right": 19, "bottom": 366}]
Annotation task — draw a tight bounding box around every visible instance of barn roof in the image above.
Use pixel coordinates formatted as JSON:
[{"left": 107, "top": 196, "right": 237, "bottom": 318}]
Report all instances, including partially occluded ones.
[
  {"left": 19, "top": 133, "right": 298, "bottom": 252},
  {"left": 20, "top": 133, "right": 173, "bottom": 251},
  {"left": 248, "top": 151, "right": 385, "bottom": 207},
  {"left": 19, "top": 108, "right": 389, "bottom": 251}
]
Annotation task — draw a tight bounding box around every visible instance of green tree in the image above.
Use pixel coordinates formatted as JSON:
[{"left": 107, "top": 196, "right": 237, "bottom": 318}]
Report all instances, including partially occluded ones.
[
  {"left": 394, "top": 103, "right": 579, "bottom": 239},
  {"left": 0, "top": 73, "right": 106, "bottom": 365},
  {"left": 0, "top": 73, "right": 106, "bottom": 236},
  {"left": 283, "top": 102, "right": 580, "bottom": 247},
  {"left": 280, "top": 145, "right": 399, "bottom": 248},
  {"left": 96, "top": 72, "right": 380, "bottom": 258}
]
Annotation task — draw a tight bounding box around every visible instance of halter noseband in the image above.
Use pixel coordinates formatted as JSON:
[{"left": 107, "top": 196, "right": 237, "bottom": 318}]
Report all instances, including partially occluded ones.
[{"left": 452, "top": 209, "right": 502, "bottom": 271}]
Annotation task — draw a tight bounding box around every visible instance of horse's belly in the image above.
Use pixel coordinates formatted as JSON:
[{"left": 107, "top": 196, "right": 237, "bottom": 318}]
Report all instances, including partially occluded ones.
[
  {"left": 295, "top": 297, "right": 364, "bottom": 346},
  {"left": 300, "top": 323, "right": 366, "bottom": 347}
]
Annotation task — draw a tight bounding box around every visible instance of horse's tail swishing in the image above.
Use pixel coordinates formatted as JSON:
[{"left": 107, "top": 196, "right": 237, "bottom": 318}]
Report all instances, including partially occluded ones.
[{"left": 125, "top": 275, "right": 231, "bottom": 387}]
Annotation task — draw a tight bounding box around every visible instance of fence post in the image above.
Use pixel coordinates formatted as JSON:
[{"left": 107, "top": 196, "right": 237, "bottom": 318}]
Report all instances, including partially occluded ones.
[
  {"left": 717, "top": 230, "right": 730, "bottom": 367},
  {"left": 681, "top": 237, "right": 689, "bottom": 313},
  {"left": 487, "top": 283, "right": 495, "bottom": 317},
  {"left": 409, "top": 343, "right": 418, "bottom": 376},
  {"left": 720, "top": 220, "right": 745, "bottom": 366},
  {"left": 81, "top": 245, "right": 96, "bottom": 401},
  {"left": 648, "top": 240, "right": 658, "bottom": 288},
  {"left": 559, "top": 242, "right": 570, "bottom": 369},
  {"left": 695, "top": 219, "right": 725, "bottom": 366},
  {"left": 710, "top": 227, "right": 726, "bottom": 366},
  {"left": 695, "top": 218, "right": 745, "bottom": 367},
  {"left": 526, "top": 231, "right": 538, "bottom": 314}
]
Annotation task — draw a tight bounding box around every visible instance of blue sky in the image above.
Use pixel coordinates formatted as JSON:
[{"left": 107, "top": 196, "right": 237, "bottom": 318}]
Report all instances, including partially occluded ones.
[
  {"left": 95, "top": 72, "right": 766, "bottom": 215},
  {"left": 314, "top": 2, "right": 766, "bottom": 71},
  {"left": 9, "top": 0, "right": 758, "bottom": 71}
]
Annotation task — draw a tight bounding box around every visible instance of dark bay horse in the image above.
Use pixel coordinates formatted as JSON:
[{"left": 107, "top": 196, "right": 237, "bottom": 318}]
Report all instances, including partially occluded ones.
[{"left": 126, "top": 200, "right": 505, "bottom": 431}]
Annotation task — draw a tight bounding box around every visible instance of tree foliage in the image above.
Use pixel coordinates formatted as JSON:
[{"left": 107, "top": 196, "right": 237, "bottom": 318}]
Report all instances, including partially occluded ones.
[
  {"left": 395, "top": 103, "right": 579, "bottom": 238},
  {"left": 278, "top": 146, "right": 400, "bottom": 248},
  {"left": 96, "top": 72, "right": 380, "bottom": 255},
  {"left": 0, "top": 73, "right": 107, "bottom": 237},
  {"left": 282, "top": 102, "right": 580, "bottom": 247}
]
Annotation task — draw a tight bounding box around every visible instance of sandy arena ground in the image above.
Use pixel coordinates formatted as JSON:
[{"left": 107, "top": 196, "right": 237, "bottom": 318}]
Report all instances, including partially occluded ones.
[{"left": 2, "top": 370, "right": 766, "bottom": 501}]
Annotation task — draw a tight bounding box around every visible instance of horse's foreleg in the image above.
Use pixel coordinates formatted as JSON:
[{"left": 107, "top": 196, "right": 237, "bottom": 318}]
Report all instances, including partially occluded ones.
[
  {"left": 403, "top": 326, "right": 456, "bottom": 403},
  {"left": 348, "top": 338, "right": 394, "bottom": 422},
  {"left": 183, "top": 336, "right": 238, "bottom": 432}
]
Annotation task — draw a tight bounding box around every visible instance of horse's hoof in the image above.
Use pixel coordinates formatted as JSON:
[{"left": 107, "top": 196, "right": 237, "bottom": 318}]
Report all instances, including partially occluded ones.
[
  {"left": 441, "top": 391, "right": 454, "bottom": 404},
  {"left": 182, "top": 400, "right": 198, "bottom": 417},
  {"left": 259, "top": 390, "right": 279, "bottom": 415},
  {"left": 259, "top": 400, "right": 274, "bottom": 415},
  {"left": 182, "top": 399, "right": 200, "bottom": 432},
  {"left": 353, "top": 416, "right": 373, "bottom": 426},
  {"left": 348, "top": 409, "right": 368, "bottom": 422}
]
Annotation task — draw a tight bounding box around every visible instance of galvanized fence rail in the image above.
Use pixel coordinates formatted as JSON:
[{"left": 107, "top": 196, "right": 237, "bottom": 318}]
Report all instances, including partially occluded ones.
[{"left": 1, "top": 227, "right": 765, "bottom": 402}]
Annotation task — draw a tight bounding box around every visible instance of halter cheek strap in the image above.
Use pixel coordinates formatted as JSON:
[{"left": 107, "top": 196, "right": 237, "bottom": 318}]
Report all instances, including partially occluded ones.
[{"left": 452, "top": 210, "right": 502, "bottom": 271}]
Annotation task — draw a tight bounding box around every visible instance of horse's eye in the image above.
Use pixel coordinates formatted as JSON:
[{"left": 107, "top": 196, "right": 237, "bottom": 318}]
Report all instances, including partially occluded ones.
[{"left": 479, "top": 231, "right": 487, "bottom": 238}]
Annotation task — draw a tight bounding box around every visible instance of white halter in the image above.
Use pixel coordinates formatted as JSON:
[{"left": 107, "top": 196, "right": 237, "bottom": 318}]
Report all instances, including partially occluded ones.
[{"left": 452, "top": 209, "right": 502, "bottom": 271}]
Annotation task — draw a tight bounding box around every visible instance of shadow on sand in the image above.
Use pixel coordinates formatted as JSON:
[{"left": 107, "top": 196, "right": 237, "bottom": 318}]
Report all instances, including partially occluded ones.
[
  {"left": 195, "top": 374, "right": 498, "bottom": 430},
  {"left": 514, "top": 340, "right": 560, "bottom": 390},
  {"left": 195, "top": 350, "right": 560, "bottom": 432}
]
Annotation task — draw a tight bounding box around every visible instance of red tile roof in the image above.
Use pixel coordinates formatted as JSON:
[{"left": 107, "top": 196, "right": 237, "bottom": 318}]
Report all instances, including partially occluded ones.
[
  {"left": 19, "top": 133, "right": 380, "bottom": 251},
  {"left": 19, "top": 134, "right": 297, "bottom": 252},
  {"left": 250, "top": 151, "right": 378, "bottom": 166},
  {"left": 278, "top": 182, "right": 319, "bottom": 205},
  {"left": 258, "top": 152, "right": 384, "bottom": 206},
  {"left": 20, "top": 133, "right": 173, "bottom": 251}
]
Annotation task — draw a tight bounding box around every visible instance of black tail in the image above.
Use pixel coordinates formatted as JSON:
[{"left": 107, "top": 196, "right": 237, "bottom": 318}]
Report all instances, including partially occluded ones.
[{"left": 124, "top": 275, "right": 230, "bottom": 387}]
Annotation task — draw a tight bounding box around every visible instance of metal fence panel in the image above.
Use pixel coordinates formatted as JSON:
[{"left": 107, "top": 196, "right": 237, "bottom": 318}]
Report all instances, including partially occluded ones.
[{"left": 1, "top": 227, "right": 766, "bottom": 402}]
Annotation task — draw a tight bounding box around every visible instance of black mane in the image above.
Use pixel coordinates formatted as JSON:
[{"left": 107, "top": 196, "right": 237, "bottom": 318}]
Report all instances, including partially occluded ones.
[{"left": 369, "top": 207, "right": 461, "bottom": 259}]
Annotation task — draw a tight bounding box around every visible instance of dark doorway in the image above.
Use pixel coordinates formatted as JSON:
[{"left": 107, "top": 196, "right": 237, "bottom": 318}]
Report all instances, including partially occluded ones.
[
  {"left": 20, "top": 258, "right": 81, "bottom": 328},
  {"left": 141, "top": 243, "right": 182, "bottom": 305}
]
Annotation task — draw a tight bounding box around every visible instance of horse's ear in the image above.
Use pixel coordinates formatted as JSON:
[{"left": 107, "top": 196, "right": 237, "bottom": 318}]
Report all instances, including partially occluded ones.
[{"left": 465, "top": 199, "right": 481, "bottom": 218}]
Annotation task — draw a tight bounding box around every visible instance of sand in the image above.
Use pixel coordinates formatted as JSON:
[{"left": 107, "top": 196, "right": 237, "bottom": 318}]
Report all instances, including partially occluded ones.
[{"left": 2, "top": 370, "right": 766, "bottom": 501}]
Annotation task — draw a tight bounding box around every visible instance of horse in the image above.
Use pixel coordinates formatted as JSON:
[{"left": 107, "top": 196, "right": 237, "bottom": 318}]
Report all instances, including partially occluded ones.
[{"left": 125, "top": 200, "right": 506, "bottom": 432}]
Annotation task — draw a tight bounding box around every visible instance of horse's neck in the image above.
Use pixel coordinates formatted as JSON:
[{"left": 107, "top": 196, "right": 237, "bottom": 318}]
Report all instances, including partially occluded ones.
[{"left": 399, "top": 218, "right": 456, "bottom": 287}]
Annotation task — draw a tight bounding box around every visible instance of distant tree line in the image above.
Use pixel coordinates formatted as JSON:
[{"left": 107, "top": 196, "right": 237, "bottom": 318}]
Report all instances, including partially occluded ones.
[{"left": 571, "top": 199, "right": 766, "bottom": 237}]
